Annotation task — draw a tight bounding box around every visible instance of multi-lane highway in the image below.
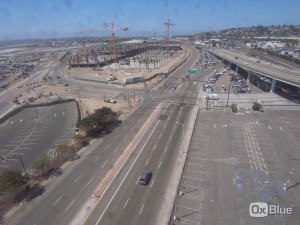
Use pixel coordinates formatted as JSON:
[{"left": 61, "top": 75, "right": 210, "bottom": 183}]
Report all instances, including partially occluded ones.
[
  {"left": 209, "top": 48, "right": 300, "bottom": 87},
  {"left": 5, "top": 45, "right": 202, "bottom": 225}
]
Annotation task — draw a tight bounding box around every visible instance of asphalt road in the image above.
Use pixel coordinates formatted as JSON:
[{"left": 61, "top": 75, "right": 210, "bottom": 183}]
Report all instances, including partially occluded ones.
[
  {"left": 4, "top": 45, "right": 202, "bottom": 225},
  {"left": 0, "top": 55, "right": 63, "bottom": 118},
  {"left": 0, "top": 102, "right": 78, "bottom": 172},
  {"left": 210, "top": 48, "right": 300, "bottom": 86},
  {"left": 84, "top": 46, "right": 202, "bottom": 225}
]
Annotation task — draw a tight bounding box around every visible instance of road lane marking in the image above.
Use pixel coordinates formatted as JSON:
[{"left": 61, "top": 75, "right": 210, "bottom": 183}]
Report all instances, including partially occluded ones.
[
  {"left": 101, "top": 160, "right": 108, "bottom": 169},
  {"left": 154, "top": 145, "right": 157, "bottom": 150},
  {"left": 53, "top": 196, "right": 62, "bottom": 205},
  {"left": 74, "top": 175, "right": 82, "bottom": 183},
  {"left": 94, "top": 121, "right": 160, "bottom": 225},
  {"left": 146, "top": 158, "right": 149, "bottom": 165},
  {"left": 159, "top": 134, "right": 162, "bottom": 139},
  {"left": 164, "top": 124, "right": 167, "bottom": 129},
  {"left": 65, "top": 199, "right": 76, "bottom": 212},
  {"left": 54, "top": 114, "right": 57, "bottom": 117},
  {"left": 87, "top": 176, "right": 95, "bottom": 186},
  {"left": 268, "top": 126, "right": 272, "bottom": 130},
  {"left": 214, "top": 124, "right": 216, "bottom": 128},
  {"left": 151, "top": 179, "right": 155, "bottom": 188},
  {"left": 165, "top": 147, "right": 168, "bottom": 153},
  {"left": 123, "top": 198, "right": 129, "bottom": 210},
  {"left": 113, "top": 146, "right": 119, "bottom": 153},
  {"left": 123, "top": 135, "right": 128, "bottom": 141},
  {"left": 19, "top": 119, "right": 23, "bottom": 123},
  {"left": 105, "top": 145, "right": 110, "bottom": 150},
  {"left": 63, "top": 112, "right": 65, "bottom": 115},
  {"left": 136, "top": 177, "right": 140, "bottom": 184},
  {"left": 158, "top": 161, "right": 162, "bottom": 168},
  {"left": 139, "top": 204, "right": 144, "bottom": 215},
  {"left": 94, "top": 157, "right": 98, "bottom": 162},
  {"left": 279, "top": 127, "right": 283, "bottom": 131}
]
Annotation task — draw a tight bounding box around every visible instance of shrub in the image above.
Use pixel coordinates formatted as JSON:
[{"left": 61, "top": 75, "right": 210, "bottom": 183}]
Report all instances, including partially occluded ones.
[
  {"left": 231, "top": 104, "right": 238, "bottom": 113},
  {"left": 252, "top": 102, "right": 263, "bottom": 111}
]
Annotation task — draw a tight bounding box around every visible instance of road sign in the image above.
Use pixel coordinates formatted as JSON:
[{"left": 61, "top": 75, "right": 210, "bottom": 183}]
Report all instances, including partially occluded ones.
[{"left": 188, "top": 69, "right": 203, "bottom": 75}]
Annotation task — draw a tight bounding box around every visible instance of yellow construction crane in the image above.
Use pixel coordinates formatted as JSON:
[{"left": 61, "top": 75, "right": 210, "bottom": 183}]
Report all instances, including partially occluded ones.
[
  {"left": 82, "top": 22, "right": 128, "bottom": 62},
  {"left": 164, "top": 19, "right": 175, "bottom": 51}
]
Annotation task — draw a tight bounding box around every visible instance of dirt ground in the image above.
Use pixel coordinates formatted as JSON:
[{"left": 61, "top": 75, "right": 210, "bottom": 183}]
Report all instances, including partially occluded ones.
[
  {"left": 79, "top": 96, "right": 140, "bottom": 119},
  {"left": 66, "top": 46, "right": 190, "bottom": 89}
]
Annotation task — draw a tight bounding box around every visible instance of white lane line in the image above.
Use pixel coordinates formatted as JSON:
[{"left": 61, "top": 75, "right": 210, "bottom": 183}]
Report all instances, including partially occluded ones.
[
  {"left": 164, "top": 124, "right": 167, "bottom": 129},
  {"left": 63, "top": 112, "right": 65, "bottom": 115},
  {"left": 154, "top": 145, "right": 157, "bottom": 150},
  {"left": 86, "top": 176, "right": 95, "bottom": 186},
  {"left": 146, "top": 158, "right": 149, "bottom": 165},
  {"left": 0, "top": 165, "right": 9, "bottom": 168},
  {"left": 53, "top": 196, "right": 62, "bottom": 205},
  {"left": 10, "top": 121, "right": 14, "bottom": 124},
  {"left": 65, "top": 199, "right": 76, "bottom": 212},
  {"left": 94, "top": 157, "right": 98, "bottom": 162},
  {"left": 94, "top": 121, "right": 160, "bottom": 225},
  {"left": 159, "top": 134, "right": 162, "bottom": 139},
  {"left": 139, "top": 204, "right": 144, "bottom": 215},
  {"left": 105, "top": 145, "right": 110, "bottom": 150},
  {"left": 19, "top": 119, "right": 23, "bottom": 123},
  {"left": 74, "top": 175, "right": 82, "bottom": 183},
  {"left": 136, "top": 177, "right": 140, "bottom": 184},
  {"left": 54, "top": 114, "right": 57, "bottom": 117},
  {"left": 123, "top": 198, "right": 129, "bottom": 210},
  {"left": 101, "top": 160, "right": 108, "bottom": 169},
  {"left": 113, "top": 146, "right": 119, "bottom": 153},
  {"left": 151, "top": 179, "right": 155, "bottom": 188},
  {"left": 165, "top": 147, "right": 168, "bottom": 153},
  {"left": 158, "top": 161, "right": 162, "bottom": 168},
  {"left": 214, "top": 124, "right": 216, "bottom": 128},
  {"left": 268, "top": 126, "right": 272, "bottom": 130},
  {"left": 123, "top": 135, "right": 129, "bottom": 141},
  {"left": 279, "top": 127, "right": 283, "bottom": 131}
]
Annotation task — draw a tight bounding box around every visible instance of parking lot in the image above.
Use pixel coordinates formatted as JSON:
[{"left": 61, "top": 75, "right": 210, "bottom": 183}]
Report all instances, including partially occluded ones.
[
  {"left": 171, "top": 108, "right": 300, "bottom": 225},
  {"left": 0, "top": 102, "right": 78, "bottom": 172}
]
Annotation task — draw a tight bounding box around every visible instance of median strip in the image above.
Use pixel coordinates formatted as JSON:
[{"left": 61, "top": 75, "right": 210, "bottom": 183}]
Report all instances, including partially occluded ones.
[{"left": 72, "top": 102, "right": 164, "bottom": 225}]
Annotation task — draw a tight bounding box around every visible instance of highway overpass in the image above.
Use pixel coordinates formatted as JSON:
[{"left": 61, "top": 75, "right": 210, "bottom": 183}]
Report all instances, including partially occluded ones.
[{"left": 208, "top": 48, "right": 300, "bottom": 91}]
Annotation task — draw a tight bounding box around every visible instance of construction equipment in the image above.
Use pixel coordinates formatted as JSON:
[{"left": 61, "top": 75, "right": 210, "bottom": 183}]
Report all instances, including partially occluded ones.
[
  {"left": 82, "top": 23, "right": 128, "bottom": 63},
  {"left": 164, "top": 19, "right": 175, "bottom": 51}
]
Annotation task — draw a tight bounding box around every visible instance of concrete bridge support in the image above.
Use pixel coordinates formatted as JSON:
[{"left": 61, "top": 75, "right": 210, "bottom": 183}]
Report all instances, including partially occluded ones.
[
  {"left": 270, "top": 79, "right": 277, "bottom": 93},
  {"left": 247, "top": 71, "right": 252, "bottom": 83}
]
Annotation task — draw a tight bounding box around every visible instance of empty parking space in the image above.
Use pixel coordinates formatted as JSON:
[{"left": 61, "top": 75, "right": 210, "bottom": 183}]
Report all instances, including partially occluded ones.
[
  {"left": 171, "top": 108, "right": 300, "bottom": 225},
  {"left": 0, "top": 102, "right": 78, "bottom": 171}
]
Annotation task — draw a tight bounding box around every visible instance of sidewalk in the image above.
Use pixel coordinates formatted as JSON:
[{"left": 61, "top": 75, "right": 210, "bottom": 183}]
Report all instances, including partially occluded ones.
[{"left": 154, "top": 106, "right": 199, "bottom": 225}]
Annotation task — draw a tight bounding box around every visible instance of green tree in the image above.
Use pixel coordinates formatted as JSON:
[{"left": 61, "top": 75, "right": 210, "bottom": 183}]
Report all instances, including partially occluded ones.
[
  {"left": 0, "top": 170, "right": 28, "bottom": 194},
  {"left": 32, "top": 155, "right": 50, "bottom": 174},
  {"left": 81, "top": 107, "right": 118, "bottom": 136}
]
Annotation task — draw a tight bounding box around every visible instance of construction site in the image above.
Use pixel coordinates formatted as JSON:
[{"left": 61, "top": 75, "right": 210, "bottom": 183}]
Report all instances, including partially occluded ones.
[{"left": 67, "top": 21, "right": 188, "bottom": 86}]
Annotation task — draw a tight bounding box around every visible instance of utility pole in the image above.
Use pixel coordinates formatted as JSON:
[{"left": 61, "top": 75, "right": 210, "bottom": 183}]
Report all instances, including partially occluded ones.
[{"left": 226, "top": 84, "right": 231, "bottom": 107}]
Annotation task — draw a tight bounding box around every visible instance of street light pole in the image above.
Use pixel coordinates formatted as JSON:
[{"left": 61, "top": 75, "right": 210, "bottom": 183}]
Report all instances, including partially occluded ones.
[
  {"left": 18, "top": 155, "right": 27, "bottom": 175},
  {"left": 175, "top": 122, "right": 185, "bottom": 154}
]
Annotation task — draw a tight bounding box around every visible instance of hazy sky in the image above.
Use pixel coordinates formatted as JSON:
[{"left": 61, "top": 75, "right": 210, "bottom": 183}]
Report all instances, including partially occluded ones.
[{"left": 1, "top": 0, "right": 300, "bottom": 40}]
